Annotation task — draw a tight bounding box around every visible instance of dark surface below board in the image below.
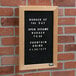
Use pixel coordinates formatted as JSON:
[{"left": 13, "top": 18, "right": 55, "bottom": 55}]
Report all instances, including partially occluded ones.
[{"left": 24, "top": 11, "right": 53, "bottom": 65}]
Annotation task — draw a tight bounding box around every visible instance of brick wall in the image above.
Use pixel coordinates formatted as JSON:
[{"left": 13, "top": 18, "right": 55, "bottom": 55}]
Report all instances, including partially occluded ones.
[{"left": 0, "top": 0, "right": 76, "bottom": 76}]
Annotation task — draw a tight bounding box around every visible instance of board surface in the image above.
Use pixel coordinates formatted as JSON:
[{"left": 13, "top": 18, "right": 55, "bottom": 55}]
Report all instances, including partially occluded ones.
[
  {"left": 19, "top": 6, "right": 58, "bottom": 70},
  {"left": 24, "top": 11, "right": 54, "bottom": 65}
]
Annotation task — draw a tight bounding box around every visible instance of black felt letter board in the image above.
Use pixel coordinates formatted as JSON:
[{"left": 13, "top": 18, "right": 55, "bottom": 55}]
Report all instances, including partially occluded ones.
[{"left": 24, "top": 11, "right": 53, "bottom": 65}]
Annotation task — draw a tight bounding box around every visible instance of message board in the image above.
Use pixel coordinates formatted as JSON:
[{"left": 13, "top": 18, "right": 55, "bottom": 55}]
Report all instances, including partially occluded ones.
[{"left": 19, "top": 6, "right": 58, "bottom": 70}]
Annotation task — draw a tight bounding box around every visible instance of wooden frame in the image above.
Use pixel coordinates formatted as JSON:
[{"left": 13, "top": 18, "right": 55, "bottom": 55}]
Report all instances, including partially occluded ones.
[{"left": 19, "top": 6, "right": 58, "bottom": 70}]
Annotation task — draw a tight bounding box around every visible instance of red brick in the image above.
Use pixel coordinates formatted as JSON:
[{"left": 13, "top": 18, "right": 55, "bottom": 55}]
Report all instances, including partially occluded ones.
[
  {"left": 58, "top": 8, "right": 63, "bottom": 16},
  {"left": 58, "top": 53, "right": 74, "bottom": 60},
  {"left": 28, "top": 0, "right": 51, "bottom": 5},
  {"left": 65, "top": 61, "right": 76, "bottom": 69},
  {"left": 52, "top": 70, "right": 75, "bottom": 76},
  {"left": 1, "top": 56, "right": 19, "bottom": 65},
  {"left": 65, "top": 44, "right": 76, "bottom": 51},
  {"left": 1, "top": 0, "right": 26, "bottom": 6},
  {"left": 65, "top": 27, "right": 76, "bottom": 34},
  {"left": 1, "top": 18, "right": 19, "bottom": 26},
  {"left": 0, "top": 66, "right": 14, "bottom": 75},
  {"left": 58, "top": 18, "right": 75, "bottom": 25},
  {"left": 58, "top": 45, "right": 63, "bottom": 52},
  {"left": 15, "top": 46, "right": 19, "bottom": 55},
  {"left": 58, "top": 27, "right": 63, "bottom": 34},
  {"left": 2, "top": 37, "right": 19, "bottom": 45},
  {"left": 58, "top": 36, "right": 74, "bottom": 43},
  {"left": 15, "top": 8, "right": 19, "bottom": 16},
  {"left": 15, "top": 27, "right": 19, "bottom": 35},
  {"left": 54, "top": 62, "right": 63, "bottom": 70},
  {"left": 15, "top": 66, "right": 36, "bottom": 73},
  {"left": 38, "top": 63, "right": 63, "bottom": 70},
  {"left": 0, "top": 8, "right": 13, "bottom": 16},
  {"left": 0, "top": 47, "right": 14, "bottom": 55},
  {"left": 24, "top": 72, "right": 50, "bottom": 76},
  {"left": 51, "top": 63, "right": 63, "bottom": 70},
  {"left": 53, "top": 0, "right": 75, "bottom": 7},
  {"left": 65, "top": 9, "right": 76, "bottom": 16},
  {"left": 0, "top": 28, "right": 14, "bottom": 36}
]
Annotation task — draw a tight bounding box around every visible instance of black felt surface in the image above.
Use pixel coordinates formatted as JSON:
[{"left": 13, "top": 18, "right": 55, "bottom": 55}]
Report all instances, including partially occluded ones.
[{"left": 24, "top": 11, "right": 53, "bottom": 65}]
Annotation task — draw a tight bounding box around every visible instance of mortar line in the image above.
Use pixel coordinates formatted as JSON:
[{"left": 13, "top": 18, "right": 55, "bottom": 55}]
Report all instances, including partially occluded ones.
[
  {"left": 0, "top": 38, "right": 1, "bottom": 45},
  {"left": 0, "top": 6, "right": 76, "bottom": 8},
  {"left": 0, "top": 0, "right": 1, "bottom": 6},
  {"left": 51, "top": 0, "right": 53, "bottom": 6},
  {"left": 23, "top": 74, "right": 24, "bottom": 76},
  {"left": 59, "top": 16, "right": 76, "bottom": 18},
  {"left": 20, "top": 74, "right": 24, "bottom": 76},
  {"left": 0, "top": 64, "right": 16, "bottom": 67},
  {"left": 59, "top": 25, "right": 76, "bottom": 27},
  {"left": 0, "top": 18, "right": 1, "bottom": 26},
  {"left": 74, "top": 51, "right": 76, "bottom": 60},
  {"left": 1, "top": 75, "right": 8, "bottom": 76},
  {"left": 0, "top": 26, "right": 19, "bottom": 28},
  {"left": 50, "top": 69, "right": 76, "bottom": 72},
  {"left": 62, "top": 26, "right": 65, "bottom": 34},
  {"left": 13, "top": 8, "right": 15, "bottom": 16},
  {"left": 26, "top": 0, "right": 28, "bottom": 5},
  {"left": 75, "top": 70, "right": 76, "bottom": 76},
  {"left": 20, "top": 73, "right": 25, "bottom": 76},
  {"left": 63, "top": 44, "right": 65, "bottom": 52},
  {"left": 58, "top": 42, "right": 76, "bottom": 45},
  {"left": 58, "top": 51, "right": 76, "bottom": 54},
  {"left": 13, "top": 64, "right": 16, "bottom": 75},
  {"left": 13, "top": 45, "right": 18, "bottom": 56},
  {"left": 2, "top": 35, "right": 19, "bottom": 37},
  {"left": 0, "top": 45, "right": 18, "bottom": 47},
  {"left": 59, "top": 7, "right": 76, "bottom": 8},
  {"left": 63, "top": 8, "right": 65, "bottom": 16},
  {"left": 50, "top": 72, "right": 52, "bottom": 76},
  {"left": 0, "top": 26, "right": 17, "bottom": 28},
  {"left": 0, "top": 54, "right": 18, "bottom": 57},
  {"left": 74, "top": 35, "right": 76, "bottom": 42},
  {"left": 58, "top": 26, "right": 65, "bottom": 27},
  {"left": 75, "top": 15, "right": 76, "bottom": 25},
  {"left": 0, "top": 56, "right": 1, "bottom": 66},
  {"left": 58, "top": 34, "right": 76, "bottom": 36},
  {"left": 0, "top": 74, "right": 13, "bottom": 76},
  {"left": 0, "top": 16, "right": 19, "bottom": 18},
  {"left": 0, "top": 35, "right": 19, "bottom": 37},
  {"left": 74, "top": 36, "right": 76, "bottom": 44},
  {"left": 0, "top": 74, "right": 16, "bottom": 76},
  {"left": 0, "top": 6, "right": 19, "bottom": 8},
  {"left": 13, "top": 26, "right": 16, "bottom": 37},
  {"left": 58, "top": 60, "right": 76, "bottom": 63},
  {"left": 63, "top": 62, "right": 65, "bottom": 69},
  {"left": 13, "top": 46, "right": 16, "bottom": 56}
]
